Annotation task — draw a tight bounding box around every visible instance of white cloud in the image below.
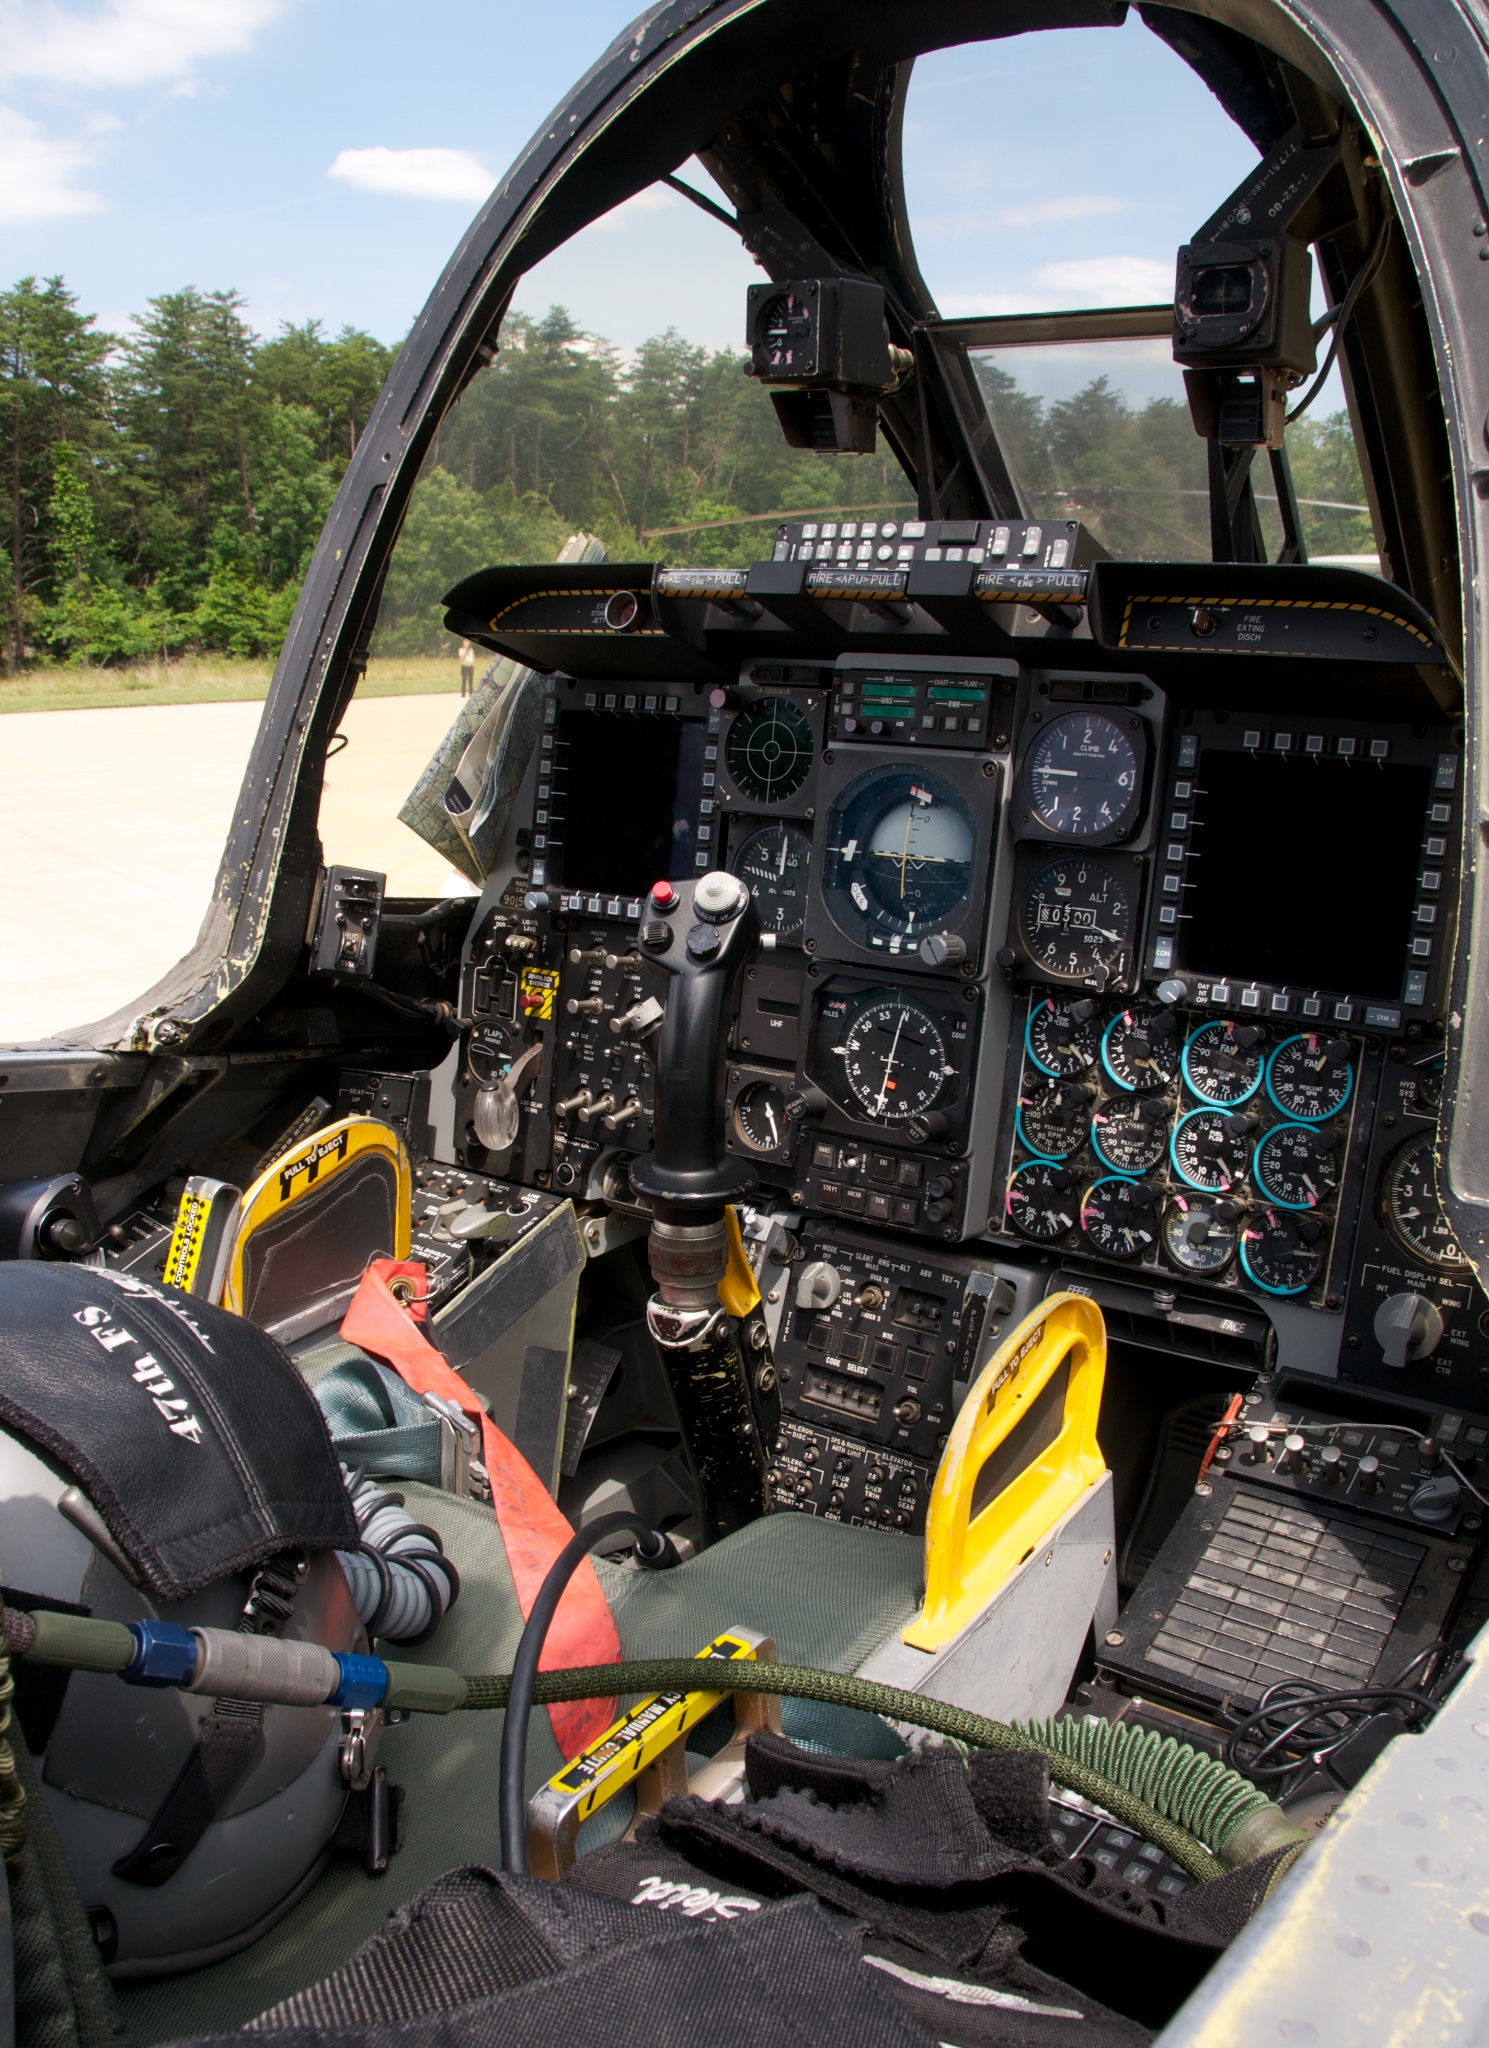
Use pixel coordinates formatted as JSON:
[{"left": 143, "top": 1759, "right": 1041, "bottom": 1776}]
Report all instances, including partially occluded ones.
[
  {"left": 0, "top": 0, "right": 284, "bottom": 90},
  {"left": 328, "top": 145, "right": 494, "bottom": 204},
  {"left": 589, "top": 185, "right": 680, "bottom": 231},
  {"left": 1002, "top": 194, "right": 1125, "bottom": 230},
  {"left": 0, "top": 106, "right": 102, "bottom": 221},
  {"left": 1033, "top": 256, "right": 1173, "bottom": 304}
]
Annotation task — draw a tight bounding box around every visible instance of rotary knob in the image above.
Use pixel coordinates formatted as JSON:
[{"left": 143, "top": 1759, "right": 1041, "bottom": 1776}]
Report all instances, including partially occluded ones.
[
  {"left": 1374, "top": 1292, "right": 1445, "bottom": 1369},
  {"left": 795, "top": 1260, "right": 843, "bottom": 1312}
]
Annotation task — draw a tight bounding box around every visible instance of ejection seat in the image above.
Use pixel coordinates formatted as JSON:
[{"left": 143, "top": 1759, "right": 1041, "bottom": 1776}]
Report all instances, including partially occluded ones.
[{"left": 117, "top": 1293, "right": 1110, "bottom": 2043}]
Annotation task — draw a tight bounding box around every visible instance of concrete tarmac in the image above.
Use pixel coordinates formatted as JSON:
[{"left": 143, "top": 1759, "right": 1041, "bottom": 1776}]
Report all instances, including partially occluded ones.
[{"left": 0, "top": 693, "right": 469, "bottom": 1046}]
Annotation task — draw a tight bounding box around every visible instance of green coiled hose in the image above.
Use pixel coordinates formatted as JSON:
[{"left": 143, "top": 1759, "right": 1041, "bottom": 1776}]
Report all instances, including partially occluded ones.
[{"left": 1017, "top": 1714, "right": 1293, "bottom": 1867}]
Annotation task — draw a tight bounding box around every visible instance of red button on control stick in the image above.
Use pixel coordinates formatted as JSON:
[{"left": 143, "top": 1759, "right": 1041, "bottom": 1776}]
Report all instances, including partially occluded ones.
[{"left": 650, "top": 880, "right": 678, "bottom": 910}]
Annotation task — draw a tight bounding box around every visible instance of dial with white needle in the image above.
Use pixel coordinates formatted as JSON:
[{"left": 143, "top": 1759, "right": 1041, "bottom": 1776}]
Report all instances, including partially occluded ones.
[{"left": 875, "top": 1005, "right": 907, "bottom": 1116}]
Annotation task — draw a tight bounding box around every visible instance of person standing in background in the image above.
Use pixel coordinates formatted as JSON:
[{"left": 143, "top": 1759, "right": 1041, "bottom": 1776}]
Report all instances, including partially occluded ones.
[{"left": 458, "top": 638, "right": 476, "bottom": 696}]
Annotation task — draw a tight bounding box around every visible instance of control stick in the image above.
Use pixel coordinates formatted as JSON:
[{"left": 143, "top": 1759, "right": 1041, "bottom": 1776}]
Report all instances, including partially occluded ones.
[{"left": 629, "top": 872, "right": 770, "bottom": 1539}]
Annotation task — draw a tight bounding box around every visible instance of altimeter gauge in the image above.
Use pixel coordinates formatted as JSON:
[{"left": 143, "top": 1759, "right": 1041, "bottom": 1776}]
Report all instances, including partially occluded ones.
[{"left": 1019, "top": 857, "right": 1134, "bottom": 986}]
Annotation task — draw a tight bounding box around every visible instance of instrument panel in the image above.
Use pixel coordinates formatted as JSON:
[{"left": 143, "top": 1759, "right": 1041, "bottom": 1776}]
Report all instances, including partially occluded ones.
[{"left": 454, "top": 518, "right": 1484, "bottom": 1413}]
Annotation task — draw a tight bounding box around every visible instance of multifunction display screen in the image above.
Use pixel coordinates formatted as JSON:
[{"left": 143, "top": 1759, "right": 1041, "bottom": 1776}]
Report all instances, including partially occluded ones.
[
  {"left": 549, "top": 709, "right": 707, "bottom": 898},
  {"left": 1182, "top": 750, "right": 1430, "bottom": 995}
]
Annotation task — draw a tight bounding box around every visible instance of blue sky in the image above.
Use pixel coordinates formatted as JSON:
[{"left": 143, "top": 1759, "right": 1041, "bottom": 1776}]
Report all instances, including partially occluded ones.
[{"left": 0, "top": 1, "right": 1264, "bottom": 358}]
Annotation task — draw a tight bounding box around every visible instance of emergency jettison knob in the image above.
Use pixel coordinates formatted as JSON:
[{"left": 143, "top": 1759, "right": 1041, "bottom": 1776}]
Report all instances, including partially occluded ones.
[
  {"left": 1374, "top": 1292, "right": 1444, "bottom": 1368},
  {"left": 1246, "top": 1423, "right": 1272, "bottom": 1464},
  {"left": 1356, "top": 1454, "right": 1383, "bottom": 1494},
  {"left": 795, "top": 1260, "right": 843, "bottom": 1311}
]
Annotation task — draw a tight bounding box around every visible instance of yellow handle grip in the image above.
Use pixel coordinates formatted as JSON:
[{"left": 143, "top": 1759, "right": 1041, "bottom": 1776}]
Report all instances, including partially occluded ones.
[{"left": 906, "top": 1291, "right": 1107, "bottom": 1651}]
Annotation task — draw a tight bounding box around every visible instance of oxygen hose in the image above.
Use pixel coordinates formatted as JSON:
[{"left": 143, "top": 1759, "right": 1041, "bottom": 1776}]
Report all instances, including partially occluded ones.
[
  {"left": 5, "top": 1605, "right": 1306, "bottom": 1884},
  {"left": 468, "top": 1657, "right": 1303, "bottom": 1883}
]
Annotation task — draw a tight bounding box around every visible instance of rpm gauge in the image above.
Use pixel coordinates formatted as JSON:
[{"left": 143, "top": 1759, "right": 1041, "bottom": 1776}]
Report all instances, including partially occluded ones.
[
  {"left": 835, "top": 991, "right": 955, "bottom": 1125},
  {"left": 1181, "top": 1021, "right": 1265, "bottom": 1108},
  {"left": 1163, "top": 1195, "right": 1241, "bottom": 1275},
  {"left": 1007, "top": 1160, "right": 1079, "bottom": 1241},
  {"left": 1240, "top": 1210, "right": 1324, "bottom": 1296},
  {"left": 1023, "top": 711, "right": 1142, "bottom": 841},
  {"left": 1020, "top": 857, "right": 1134, "bottom": 986},
  {"left": 732, "top": 824, "right": 811, "bottom": 939},
  {"left": 725, "top": 698, "right": 813, "bottom": 805},
  {"left": 1383, "top": 1132, "right": 1469, "bottom": 1270},
  {"left": 822, "top": 766, "right": 977, "bottom": 954},
  {"left": 1090, "top": 1096, "right": 1169, "bottom": 1175},
  {"left": 1265, "top": 1034, "right": 1353, "bottom": 1122}
]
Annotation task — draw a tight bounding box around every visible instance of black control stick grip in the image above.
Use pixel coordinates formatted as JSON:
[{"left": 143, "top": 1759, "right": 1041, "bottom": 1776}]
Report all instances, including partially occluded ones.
[{"left": 628, "top": 872, "right": 760, "bottom": 1211}]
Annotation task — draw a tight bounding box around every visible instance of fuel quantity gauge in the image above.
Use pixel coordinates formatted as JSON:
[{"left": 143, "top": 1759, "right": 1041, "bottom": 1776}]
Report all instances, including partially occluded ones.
[{"left": 1383, "top": 1132, "right": 1468, "bottom": 1269}]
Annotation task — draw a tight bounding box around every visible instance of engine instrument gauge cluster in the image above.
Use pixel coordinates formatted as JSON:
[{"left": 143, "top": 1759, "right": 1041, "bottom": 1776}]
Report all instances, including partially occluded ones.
[{"left": 1000, "top": 990, "right": 1362, "bottom": 1303}]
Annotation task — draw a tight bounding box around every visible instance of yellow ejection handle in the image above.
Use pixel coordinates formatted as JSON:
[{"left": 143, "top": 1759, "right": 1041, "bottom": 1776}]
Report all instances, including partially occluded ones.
[{"left": 905, "top": 1291, "right": 1107, "bottom": 1653}]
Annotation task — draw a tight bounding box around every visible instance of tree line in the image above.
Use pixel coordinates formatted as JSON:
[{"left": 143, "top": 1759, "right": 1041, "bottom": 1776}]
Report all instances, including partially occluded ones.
[{"left": 1, "top": 275, "right": 1373, "bottom": 670}]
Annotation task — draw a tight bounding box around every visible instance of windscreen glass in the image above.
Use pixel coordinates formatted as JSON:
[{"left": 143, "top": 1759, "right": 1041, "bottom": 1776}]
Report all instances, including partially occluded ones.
[{"left": 1183, "top": 751, "right": 1429, "bottom": 994}]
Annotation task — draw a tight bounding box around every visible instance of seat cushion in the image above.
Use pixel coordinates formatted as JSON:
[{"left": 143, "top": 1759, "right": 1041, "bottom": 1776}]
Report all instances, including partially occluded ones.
[{"left": 116, "top": 1502, "right": 921, "bottom": 2042}]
